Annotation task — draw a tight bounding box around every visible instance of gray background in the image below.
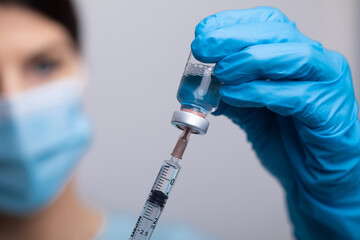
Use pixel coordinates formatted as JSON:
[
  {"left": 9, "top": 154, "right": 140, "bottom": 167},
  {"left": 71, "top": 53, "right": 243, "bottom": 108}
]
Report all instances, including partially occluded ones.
[{"left": 75, "top": 0, "right": 360, "bottom": 239}]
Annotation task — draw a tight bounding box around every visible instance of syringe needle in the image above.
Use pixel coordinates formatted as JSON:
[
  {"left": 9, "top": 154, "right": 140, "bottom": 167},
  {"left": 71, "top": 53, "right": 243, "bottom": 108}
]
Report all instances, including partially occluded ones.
[{"left": 171, "top": 127, "right": 191, "bottom": 159}]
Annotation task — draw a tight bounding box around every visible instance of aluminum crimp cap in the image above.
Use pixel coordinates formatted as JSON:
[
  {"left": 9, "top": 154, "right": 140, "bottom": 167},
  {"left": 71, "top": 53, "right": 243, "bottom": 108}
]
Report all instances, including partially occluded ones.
[{"left": 171, "top": 110, "right": 209, "bottom": 135}]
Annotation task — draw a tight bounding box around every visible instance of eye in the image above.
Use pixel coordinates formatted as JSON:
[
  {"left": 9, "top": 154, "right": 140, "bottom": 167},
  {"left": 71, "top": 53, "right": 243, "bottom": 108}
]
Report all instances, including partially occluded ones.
[{"left": 30, "top": 59, "right": 61, "bottom": 77}]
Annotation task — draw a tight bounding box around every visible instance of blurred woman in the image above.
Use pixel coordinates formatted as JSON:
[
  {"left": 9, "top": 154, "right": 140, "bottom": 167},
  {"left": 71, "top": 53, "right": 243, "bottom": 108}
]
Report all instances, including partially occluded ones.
[
  {"left": 0, "top": 0, "right": 102, "bottom": 239},
  {"left": 0, "top": 0, "right": 216, "bottom": 239}
]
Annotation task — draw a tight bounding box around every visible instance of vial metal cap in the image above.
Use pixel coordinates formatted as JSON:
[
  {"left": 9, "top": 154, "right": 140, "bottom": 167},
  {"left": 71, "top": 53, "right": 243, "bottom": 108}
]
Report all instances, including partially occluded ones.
[{"left": 171, "top": 110, "right": 209, "bottom": 135}]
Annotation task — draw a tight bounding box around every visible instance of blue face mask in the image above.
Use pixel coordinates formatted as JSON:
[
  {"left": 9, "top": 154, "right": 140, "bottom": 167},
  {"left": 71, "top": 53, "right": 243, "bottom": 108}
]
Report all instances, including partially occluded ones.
[{"left": 0, "top": 79, "right": 92, "bottom": 215}]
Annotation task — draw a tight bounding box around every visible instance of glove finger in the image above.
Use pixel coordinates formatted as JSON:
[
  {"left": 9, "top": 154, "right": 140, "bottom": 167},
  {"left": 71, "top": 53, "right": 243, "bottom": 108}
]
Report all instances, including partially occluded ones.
[
  {"left": 195, "top": 6, "right": 290, "bottom": 37},
  {"left": 219, "top": 80, "right": 324, "bottom": 128},
  {"left": 214, "top": 42, "right": 341, "bottom": 85},
  {"left": 192, "top": 22, "right": 318, "bottom": 63}
]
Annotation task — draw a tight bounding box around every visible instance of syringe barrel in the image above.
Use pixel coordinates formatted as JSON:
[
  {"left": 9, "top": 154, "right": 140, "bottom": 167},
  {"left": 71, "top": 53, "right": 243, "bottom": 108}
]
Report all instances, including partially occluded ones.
[
  {"left": 152, "top": 158, "right": 181, "bottom": 195},
  {"left": 130, "top": 199, "right": 162, "bottom": 240},
  {"left": 129, "top": 158, "right": 181, "bottom": 240}
]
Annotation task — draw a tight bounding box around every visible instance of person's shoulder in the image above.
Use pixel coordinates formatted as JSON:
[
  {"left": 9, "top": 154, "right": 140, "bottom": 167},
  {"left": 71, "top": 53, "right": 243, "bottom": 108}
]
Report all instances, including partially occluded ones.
[{"left": 95, "top": 211, "right": 135, "bottom": 240}]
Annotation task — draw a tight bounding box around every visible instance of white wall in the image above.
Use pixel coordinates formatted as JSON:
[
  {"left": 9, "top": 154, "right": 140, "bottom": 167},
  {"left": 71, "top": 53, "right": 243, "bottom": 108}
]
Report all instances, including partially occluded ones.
[{"left": 75, "top": 1, "right": 359, "bottom": 239}]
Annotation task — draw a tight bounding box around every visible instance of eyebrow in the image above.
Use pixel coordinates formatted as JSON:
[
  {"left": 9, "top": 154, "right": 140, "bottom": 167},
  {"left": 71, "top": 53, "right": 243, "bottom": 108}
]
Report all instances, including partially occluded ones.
[{"left": 24, "top": 41, "right": 75, "bottom": 64}]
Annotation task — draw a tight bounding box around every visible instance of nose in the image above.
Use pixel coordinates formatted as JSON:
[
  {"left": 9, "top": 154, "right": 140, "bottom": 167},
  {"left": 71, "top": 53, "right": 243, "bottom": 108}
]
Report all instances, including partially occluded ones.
[{"left": 0, "top": 70, "right": 24, "bottom": 98}]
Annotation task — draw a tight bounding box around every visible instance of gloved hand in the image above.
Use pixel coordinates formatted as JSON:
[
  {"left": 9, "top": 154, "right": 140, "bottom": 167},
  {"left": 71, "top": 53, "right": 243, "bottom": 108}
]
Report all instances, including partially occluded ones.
[{"left": 192, "top": 6, "right": 360, "bottom": 240}]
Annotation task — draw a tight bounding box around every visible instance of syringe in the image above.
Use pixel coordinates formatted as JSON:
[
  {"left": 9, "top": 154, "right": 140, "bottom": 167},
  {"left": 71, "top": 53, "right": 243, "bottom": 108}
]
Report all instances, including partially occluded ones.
[
  {"left": 129, "top": 127, "right": 192, "bottom": 240},
  {"left": 129, "top": 51, "right": 220, "bottom": 239}
]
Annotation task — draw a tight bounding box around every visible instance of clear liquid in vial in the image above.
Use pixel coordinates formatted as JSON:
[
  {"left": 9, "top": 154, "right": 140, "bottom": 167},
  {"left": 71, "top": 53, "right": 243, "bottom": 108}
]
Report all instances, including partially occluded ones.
[{"left": 177, "top": 72, "right": 221, "bottom": 114}]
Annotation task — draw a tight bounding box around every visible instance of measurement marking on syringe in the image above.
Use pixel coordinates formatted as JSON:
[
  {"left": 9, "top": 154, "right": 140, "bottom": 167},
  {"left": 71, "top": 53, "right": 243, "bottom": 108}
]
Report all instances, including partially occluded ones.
[
  {"left": 144, "top": 206, "right": 153, "bottom": 218},
  {"left": 145, "top": 208, "right": 152, "bottom": 215},
  {"left": 143, "top": 216, "right": 153, "bottom": 221},
  {"left": 166, "top": 163, "right": 176, "bottom": 168}
]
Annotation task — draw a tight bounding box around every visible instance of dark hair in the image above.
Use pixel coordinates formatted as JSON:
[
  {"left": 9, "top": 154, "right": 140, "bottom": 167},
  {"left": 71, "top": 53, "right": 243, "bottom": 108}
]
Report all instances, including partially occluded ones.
[{"left": 0, "top": 0, "right": 79, "bottom": 47}]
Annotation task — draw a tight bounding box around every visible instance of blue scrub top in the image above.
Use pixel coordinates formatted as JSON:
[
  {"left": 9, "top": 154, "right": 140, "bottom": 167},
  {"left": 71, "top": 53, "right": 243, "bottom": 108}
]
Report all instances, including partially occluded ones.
[{"left": 95, "top": 212, "right": 218, "bottom": 240}]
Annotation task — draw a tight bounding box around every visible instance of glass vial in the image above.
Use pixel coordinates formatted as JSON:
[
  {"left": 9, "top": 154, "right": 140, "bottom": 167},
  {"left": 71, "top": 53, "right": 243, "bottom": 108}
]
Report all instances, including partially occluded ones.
[
  {"left": 177, "top": 52, "right": 221, "bottom": 117},
  {"left": 171, "top": 52, "right": 221, "bottom": 135}
]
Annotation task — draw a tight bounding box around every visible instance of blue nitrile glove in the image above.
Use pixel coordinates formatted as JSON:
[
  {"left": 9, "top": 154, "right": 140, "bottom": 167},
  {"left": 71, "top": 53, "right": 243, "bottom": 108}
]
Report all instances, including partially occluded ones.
[{"left": 192, "top": 6, "right": 360, "bottom": 240}]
